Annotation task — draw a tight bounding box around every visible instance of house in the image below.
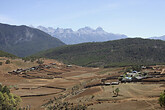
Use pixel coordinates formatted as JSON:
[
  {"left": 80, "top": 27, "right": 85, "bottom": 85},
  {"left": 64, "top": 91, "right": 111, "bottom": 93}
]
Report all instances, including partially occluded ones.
[
  {"left": 111, "top": 82, "right": 119, "bottom": 85},
  {"left": 132, "top": 77, "right": 144, "bottom": 82},
  {"left": 127, "top": 73, "right": 136, "bottom": 77},
  {"left": 132, "top": 71, "right": 137, "bottom": 73},
  {"left": 136, "top": 76, "right": 145, "bottom": 80},
  {"left": 104, "top": 82, "right": 111, "bottom": 86},
  {"left": 141, "top": 66, "right": 146, "bottom": 69},
  {"left": 67, "top": 65, "right": 72, "bottom": 67},
  {"left": 50, "top": 63, "right": 56, "bottom": 65},
  {"left": 126, "top": 71, "right": 141, "bottom": 77},
  {"left": 121, "top": 77, "right": 132, "bottom": 82}
]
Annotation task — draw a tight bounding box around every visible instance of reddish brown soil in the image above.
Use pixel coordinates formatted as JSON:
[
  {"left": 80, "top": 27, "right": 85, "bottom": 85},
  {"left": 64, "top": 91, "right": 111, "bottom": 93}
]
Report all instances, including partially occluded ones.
[
  {"left": 0, "top": 58, "right": 165, "bottom": 110},
  {"left": 72, "top": 87, "right": 102, "bottom": 99}
]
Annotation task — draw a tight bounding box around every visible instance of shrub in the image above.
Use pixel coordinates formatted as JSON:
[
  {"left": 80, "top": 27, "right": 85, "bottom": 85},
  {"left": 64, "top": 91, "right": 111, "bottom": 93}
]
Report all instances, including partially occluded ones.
[
  {"left": 159, "top": 90, "right": 165, "bottom": 108},
  {"left": 115, "top": 88, "right": 120, "bottom": 96},
  {"left": 47, "top": 101, "right": 87, "bottom": 110},
  {"left": 0, "top": 84, "right": 21, "bottom": 109},
  {"left": 125, "top": 67, "right": 132, "bottom": 72},
  {"left": 36, "top": 59, "right": 44, "bottom": 64},
  {"left": 30, "top": 58, "right": 35, "bottom": 62},
  {"left": 112, "top": 86, "right": 120, "bottom": 97},
  {"left": 131, "top": 65, "right": 141, "bottom": 71},
  {"left": 125, "top": 65, "right": 142, "bottom": 73},
  {"left": 5, "top": 60, "right": 10, "bottom": 64}
]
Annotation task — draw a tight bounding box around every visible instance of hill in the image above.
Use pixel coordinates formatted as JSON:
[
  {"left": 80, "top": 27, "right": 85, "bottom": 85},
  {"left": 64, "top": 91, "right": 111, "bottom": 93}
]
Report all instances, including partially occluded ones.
[
  {"left": 37, "top": 26, "right": 127, "bottom": 44},
  {"left": 0, "top": 23, "right": 65, "bottom": 57},
  {"left": 34, "top": 38, "right": 165, "bottom": 67},
  {"left": 0, "top": 50, "right": 16, "bottom": 58}
]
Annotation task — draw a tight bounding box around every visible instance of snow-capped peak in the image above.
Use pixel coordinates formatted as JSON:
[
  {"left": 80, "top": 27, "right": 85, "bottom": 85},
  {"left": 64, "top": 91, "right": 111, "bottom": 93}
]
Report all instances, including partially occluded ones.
[{"left": 36, "top": 26, "right": 127, "bottom": 44}]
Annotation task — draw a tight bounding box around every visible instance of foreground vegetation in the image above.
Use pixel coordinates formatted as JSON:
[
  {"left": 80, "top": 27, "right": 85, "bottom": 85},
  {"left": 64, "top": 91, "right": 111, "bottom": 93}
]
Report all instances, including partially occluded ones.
[
  {"left": 0, "top": 84, "right": 21, "bottom": 110},
  {"left": 159, "top": 90, "right": 165, "bottom": 109},
  {"left": 33, "top": 38, "right": 165, "bottom": 67}
]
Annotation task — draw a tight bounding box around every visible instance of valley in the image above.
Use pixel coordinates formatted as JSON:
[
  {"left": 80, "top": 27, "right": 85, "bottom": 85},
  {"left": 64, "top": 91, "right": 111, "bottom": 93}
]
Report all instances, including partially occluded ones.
[
  {"left": 0, "top": 57, "right": 164, "bottom": 110},
  {"left": 1, "top": 1, "right": 165, "bottom": 109}
]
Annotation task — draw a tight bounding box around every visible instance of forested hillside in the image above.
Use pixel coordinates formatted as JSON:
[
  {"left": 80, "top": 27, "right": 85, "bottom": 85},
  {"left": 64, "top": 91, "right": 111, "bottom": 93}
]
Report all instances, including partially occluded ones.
[
  {"left": 0, "top": 50, "right": 17, "bottom": 58},
  {"left": 33, "top": 38, "right": 165, "bottom": 67},
  {"left": 0, "top": 23, "right": 65, "bottom": 57}
]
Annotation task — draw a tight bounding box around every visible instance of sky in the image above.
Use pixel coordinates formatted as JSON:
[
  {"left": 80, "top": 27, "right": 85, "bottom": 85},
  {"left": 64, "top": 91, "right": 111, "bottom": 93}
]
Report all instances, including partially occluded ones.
[{"left": 0, "top": 0, "right": 165, "bottom": 38}]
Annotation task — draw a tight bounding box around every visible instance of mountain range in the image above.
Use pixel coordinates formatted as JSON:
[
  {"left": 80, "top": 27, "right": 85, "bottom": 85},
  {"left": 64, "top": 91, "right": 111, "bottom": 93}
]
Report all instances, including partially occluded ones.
[
  {"left": 36, "top": 26, "right": 165, "bottom": 44},
  {"left": 0, "top": 23, "right": 65, "bottom": 57},
  {"left": 37, "top": 26, "right": 128, "bottom": 44}
]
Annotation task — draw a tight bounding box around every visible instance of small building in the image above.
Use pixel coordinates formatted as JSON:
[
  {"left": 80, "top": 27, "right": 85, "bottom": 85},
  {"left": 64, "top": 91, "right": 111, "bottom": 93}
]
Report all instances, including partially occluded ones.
[
  {"left": 121, "top": 77, "right": 132, "bottom": 82},
  {"left": 132, "top": 71, "right": 137, "bottom": 73},
  {"left": 67, "top": 65, "right": 72, "bottom": 67},
  {"left": 104, "top": 82, "right": 111, "bottom": 86},
  {"left": 50, "top": 63, "right": 56, "bottom": 65},
  {"left": 111, "top": 82, "right": 119, "bottom": 85},
  {"left": 126, "top": 71, "right": 141, "bottom": 77},
  {"left": 141, "top": 66, "right": 146, "bottom": 69},
  {"left": 136, "top": 76, "right": 144, "bottom": 80}
]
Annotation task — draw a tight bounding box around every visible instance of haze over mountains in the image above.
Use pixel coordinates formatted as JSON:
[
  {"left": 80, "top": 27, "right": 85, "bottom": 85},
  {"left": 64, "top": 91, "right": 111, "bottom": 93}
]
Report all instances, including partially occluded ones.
[
  {"left": 150, "top": 35, "right": 165, "bottom": 41},
  {"left": 37, "top": 26, "right": 128, "bottom": 44},
  {"left": 0, "top": 23, "right": 65, "bottom": 57}
]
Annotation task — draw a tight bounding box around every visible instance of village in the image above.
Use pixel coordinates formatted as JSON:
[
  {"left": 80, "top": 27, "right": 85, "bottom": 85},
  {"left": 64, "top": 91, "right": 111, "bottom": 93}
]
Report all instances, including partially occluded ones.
[
  {"left": 8, "top": 62, "right": 74, "bottom": 79},
  {"left": 8, "top": 62, "right": 165, "bottom": 86}
]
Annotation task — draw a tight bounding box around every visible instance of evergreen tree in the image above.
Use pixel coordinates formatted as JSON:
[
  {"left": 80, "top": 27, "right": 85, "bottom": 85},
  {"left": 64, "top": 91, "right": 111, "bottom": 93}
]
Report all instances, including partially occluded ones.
[{"left": 5, "top": 60, "right": 10, "bottom": 64}]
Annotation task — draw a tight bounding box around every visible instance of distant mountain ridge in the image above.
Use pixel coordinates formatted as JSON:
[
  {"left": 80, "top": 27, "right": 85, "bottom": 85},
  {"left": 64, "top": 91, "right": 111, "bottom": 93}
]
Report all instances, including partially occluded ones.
[
  {"left": 0, "top": 23, "right": 65, "bottom": 57},
  {"left": 150, "top": 35, "right": 165, "bottom": 40},
  {"left": 37, "top": 26, "right": 127, "bottom": 44},
  {"left": 33, "top": 38, "right": 165, "bottom": 67}
]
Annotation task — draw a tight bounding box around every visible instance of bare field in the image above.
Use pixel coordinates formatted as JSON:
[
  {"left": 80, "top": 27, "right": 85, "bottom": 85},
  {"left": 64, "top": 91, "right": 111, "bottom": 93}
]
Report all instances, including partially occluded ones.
[{"left": 0, "top": 57, "right": 164, "bottom": 110}]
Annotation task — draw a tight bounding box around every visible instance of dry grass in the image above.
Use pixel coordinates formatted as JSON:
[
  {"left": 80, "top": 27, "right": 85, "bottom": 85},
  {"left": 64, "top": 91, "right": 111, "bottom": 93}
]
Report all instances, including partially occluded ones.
[{"left": 0, "top": 57, "right": 164, "bottom": 110}]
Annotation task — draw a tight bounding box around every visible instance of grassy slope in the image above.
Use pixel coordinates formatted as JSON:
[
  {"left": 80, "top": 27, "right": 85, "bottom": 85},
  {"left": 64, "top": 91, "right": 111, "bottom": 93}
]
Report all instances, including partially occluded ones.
[
  {"left": 0, "top": 50, "right": 17, "bottom": 58},
  {"left": 33, "top": 38, "right": 165, "bottom": 67}
]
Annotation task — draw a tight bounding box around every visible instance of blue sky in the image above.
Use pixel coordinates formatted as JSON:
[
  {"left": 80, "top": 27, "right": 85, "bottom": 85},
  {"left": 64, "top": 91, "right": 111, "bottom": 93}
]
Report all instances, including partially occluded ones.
[{"left": 0, "top": 0, "right": 165, "bottom": 37}]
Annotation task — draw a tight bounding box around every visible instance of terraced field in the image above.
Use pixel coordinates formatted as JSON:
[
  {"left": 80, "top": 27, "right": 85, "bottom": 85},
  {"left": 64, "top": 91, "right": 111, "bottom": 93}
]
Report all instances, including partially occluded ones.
[{"left": 0, "top": 57, "right": 164, "bottom": 110}]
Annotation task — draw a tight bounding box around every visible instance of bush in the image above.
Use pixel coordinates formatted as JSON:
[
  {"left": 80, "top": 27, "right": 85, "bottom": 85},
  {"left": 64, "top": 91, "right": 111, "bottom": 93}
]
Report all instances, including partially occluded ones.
[
  {"left": 30, "top": 58, "right": 36, "bottom": 62},
  {"left": 131, "top": 65, "right": 141, "bottom": 71},
  {"left": 0, "top": 84, "right": 21, "bottom": 110},
  {"left": 36, "top": 59, "right": 44, "bottom": 64},
  {"left": 125, "top": 67, "right": 132, "bottom": 72},
  {"left": 47, "top": 101, "right": 87, "bottom": 110},
  {"left": 159, "top": 90, "right": 165, "bottom": 108},
  {"left": 112, "top": 86, "right": 120, "bottom": 97},
  {"left": 115, "top": 88, "right": 120, "bottom": 96},
  {"left": 125, "top": 65, "right": 142, "bottom": 73},
  {"left": 5, "top": 60, "right": 10, "bottom": 64},
  {"left": 0, "top": 62, "right": 2, "bottom": 65}
]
